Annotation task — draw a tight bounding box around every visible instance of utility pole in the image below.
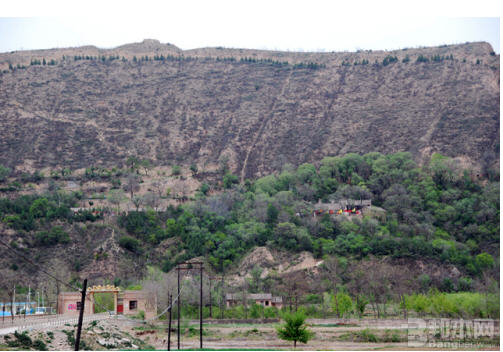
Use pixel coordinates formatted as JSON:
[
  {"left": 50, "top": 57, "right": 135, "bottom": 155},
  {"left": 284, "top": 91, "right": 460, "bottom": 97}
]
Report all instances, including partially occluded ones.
[
  {"left": 200, "top": 264, "right": 203, "bottom": 350},
  {"left": 12, "top": 285, "right": 15, "bottom": 321},
  {"left": 74, "top": 279, "right": 88, "bottom": 351},
  {"left": 176, "top": 262, "right": 204, "bottom": 350},
  {"left": 209, "top": 278, "right": 212, "bottom": 318},
  {"left": 177, "top": 267, "right": 180, "bottom": 350},
  {"left": 221, "top": 274, "right": 225, "bottom": 319},
  {"left": 28, "top": 285, "right": 31, "bottom": 315},
  {"left": 167, "top": 294, "right": 172, "bottom": 351}
]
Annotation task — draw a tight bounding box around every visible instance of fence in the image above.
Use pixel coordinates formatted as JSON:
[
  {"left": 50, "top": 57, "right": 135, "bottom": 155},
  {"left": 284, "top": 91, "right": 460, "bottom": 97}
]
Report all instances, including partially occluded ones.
[{"left": 0, "top": 313, "right": 111, "bottom": 335}]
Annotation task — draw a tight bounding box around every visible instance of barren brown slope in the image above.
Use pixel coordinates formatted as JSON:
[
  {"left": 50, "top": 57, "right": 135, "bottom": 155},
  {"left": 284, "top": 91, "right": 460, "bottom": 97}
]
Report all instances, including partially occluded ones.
[{"left": 0, "top": 41, "right": 499, "bottom": 177}]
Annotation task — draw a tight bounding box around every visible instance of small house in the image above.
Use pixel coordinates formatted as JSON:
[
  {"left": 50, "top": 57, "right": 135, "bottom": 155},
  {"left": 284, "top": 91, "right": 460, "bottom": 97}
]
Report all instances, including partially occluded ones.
[{"left": 225, "top": 293, "right": 283, "bottom": 309}]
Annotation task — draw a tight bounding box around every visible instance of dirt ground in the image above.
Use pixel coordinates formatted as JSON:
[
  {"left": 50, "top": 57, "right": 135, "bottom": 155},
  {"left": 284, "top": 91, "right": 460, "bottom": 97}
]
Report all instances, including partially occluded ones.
[{"left": 0, "top": 317, "right": 499, "bottom": 351}]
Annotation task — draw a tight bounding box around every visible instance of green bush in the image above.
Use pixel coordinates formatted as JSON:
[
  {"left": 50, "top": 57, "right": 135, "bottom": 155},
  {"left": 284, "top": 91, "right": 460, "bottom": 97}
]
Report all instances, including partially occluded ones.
[
  {"left": 35, "top": 226, "right": 70, "bottom": 246},
  {"left": 172, "top": 165, "right": 181, "bottom": 176},
  {"left": 356, "top": 329, "right": 378, "bottom": 342},
  {"left": 34, "top": 339, "right": 48, "bottom": 351},
  {"left": 0, "top": 164, "right": 11, "bottom": 182},
  {"left": 119, "top": 236, "right": 141, "bottom": 253},
  {"left": 223, "top": 173, "right": 239, "bottom": 189}
]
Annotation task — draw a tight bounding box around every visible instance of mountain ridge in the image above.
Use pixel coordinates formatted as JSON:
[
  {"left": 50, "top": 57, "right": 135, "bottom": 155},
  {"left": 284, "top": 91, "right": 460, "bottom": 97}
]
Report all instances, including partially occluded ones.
[{"left": 0, "top": 41, "right": 499, "bottom": 178}]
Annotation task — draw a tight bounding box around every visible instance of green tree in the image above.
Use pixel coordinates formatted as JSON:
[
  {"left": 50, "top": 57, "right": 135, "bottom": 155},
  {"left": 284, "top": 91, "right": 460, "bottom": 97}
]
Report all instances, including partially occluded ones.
[
  {"left": 355, "top": 294, "right": 369, "bottom": 318},
  {"left": 29, "top": 198, "right": 50, "bottom": 218},
  {"left": 276, "top": 312, "right": 314, "bottom": 348},
  {"left": 126, "top": 155, "right": 139, "bottom": 172},
  {"left": 296, "top": 163, "right": 317, "bottom": 184},
  {"left": 0, "top": 164, "right": 11, "bottom": 182},
  {"left": 333, "top": 292, "right": 353, "bottom": 318},
  {"left": 247, "top": 265, "right": 263, "bottom": 293},
  {"left": 223, "top": 173, "right": 239, "bottom": 188},
  {"left": 475, "top": 252, "right": 494, "bottom": 272},
  {"left": 266, "top": 203, "right": 279, "bottom": 225},
  {"left": 119, "top": 236, "right": 141, "bottom": 253},
  {"left": 139, "top": 159, "right": 153, "bottom": 175}
]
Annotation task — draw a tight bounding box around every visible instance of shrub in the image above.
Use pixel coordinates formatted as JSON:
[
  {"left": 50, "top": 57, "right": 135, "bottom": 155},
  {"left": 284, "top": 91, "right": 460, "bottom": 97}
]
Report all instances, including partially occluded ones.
[
  {"left": 172, "top": 165, "right": 181, "bottom": 176},
  {"left": 13, "top": 331, "right": 32, "bottom": 348},
  {"left": 35, "top": 226, "right": 70, "bottom": 246},
  {"left": 0, "top": 164, "right": 11, "bottom": 182},
  {"left": 416, "top": 55, "right": 429, "bottom": 63},
  {"left": 119, "top": 236, "right": 141, "bottom": 253},
  {"left": 382, "top": 55, "right": 398, "bottom": 66},
  {"left": 223, "top": 173, "right": 239, "bottom": 189},
  {"left": 33, "top": 339, "right": 48, "bottom": 351}
]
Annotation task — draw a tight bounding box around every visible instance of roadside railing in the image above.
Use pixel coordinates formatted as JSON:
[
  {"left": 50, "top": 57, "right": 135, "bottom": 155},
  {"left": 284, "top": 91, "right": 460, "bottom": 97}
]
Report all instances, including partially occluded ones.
[{"left": 0, "top": 313, "right": 111, "bottom": 334}]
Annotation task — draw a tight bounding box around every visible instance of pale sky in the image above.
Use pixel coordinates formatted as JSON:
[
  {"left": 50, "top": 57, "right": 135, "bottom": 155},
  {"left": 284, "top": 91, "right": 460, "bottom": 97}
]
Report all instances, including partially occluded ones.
[{"left": 0, "top": 1, "right": 500, "bottom": 54}]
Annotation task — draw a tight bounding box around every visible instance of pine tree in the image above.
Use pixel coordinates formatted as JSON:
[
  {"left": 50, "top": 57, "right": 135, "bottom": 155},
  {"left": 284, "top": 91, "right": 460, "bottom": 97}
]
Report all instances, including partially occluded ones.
[{"left": 277, "top": 312, "right": 314, "bottom": 348}]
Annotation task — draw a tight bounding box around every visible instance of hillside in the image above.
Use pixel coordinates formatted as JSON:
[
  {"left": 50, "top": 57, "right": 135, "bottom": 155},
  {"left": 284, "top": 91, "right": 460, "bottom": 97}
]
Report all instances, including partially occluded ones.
[
  {"left": 0, "top": 151, "right": 499, "bottom": 300},
  {"left": 0, "top": 40, "right": 499, "bottom": 180}
]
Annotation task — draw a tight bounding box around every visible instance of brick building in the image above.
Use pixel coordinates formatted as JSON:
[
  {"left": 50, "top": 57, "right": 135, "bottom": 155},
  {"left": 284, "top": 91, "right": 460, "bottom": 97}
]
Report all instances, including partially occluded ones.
[{"left": 57, "top": 285, "right": 156, "bottom": 320}]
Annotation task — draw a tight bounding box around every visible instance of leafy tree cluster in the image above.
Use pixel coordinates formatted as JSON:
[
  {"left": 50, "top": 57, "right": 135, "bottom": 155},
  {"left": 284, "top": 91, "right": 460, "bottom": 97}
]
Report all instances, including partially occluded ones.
[
  {"left": 34, "top": 226, "right": 70, "bottom": 246},
  {"left": 118, "top": 209, "right": 169, "bottom": 245},
  {"left": 113, "top": 152, "right": 498, "bottom": 282},
  {"left": 0, "top": 192, "right": 94, "bottom": 234},
  {"left": 404, "top": 291, "right": 499, "bottom": 318}
]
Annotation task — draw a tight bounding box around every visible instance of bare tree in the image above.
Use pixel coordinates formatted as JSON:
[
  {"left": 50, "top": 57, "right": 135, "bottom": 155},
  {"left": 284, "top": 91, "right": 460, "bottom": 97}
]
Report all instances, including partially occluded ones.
[
  {"left": 45, "top": 258, "right": 71, "bottom": 314},
  {"left": 124, "top": 173, "right": 140, "bottom": 200},
  {"left": 107, "top": 189, "right": 126, "bottom": 213},
  {"left": 348, "top": 258, "right": 394, "bottom": 318},
  {"left": 389, "top": 263, "right": 418, "bottom": 319},
  {"left": 143, "top": 192, "right": 161, "bottom": 211},
  {"left": 0, "top": 269, "right": 24, "bottom": 321},
  {"left": 140, "top": 159, "right": 153, "bottom": 176},
  {"left": 322, "top": 256, "right": 344, "bottom": 317},
  {"left": 172, "top": 179, "right": 189, "bottom": 202},
  {"left": 152, "top": 179, "right": 167, "bottom": 199},
  {"left": 141, "top": 267, "right": 175, "bottom": 313}
]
